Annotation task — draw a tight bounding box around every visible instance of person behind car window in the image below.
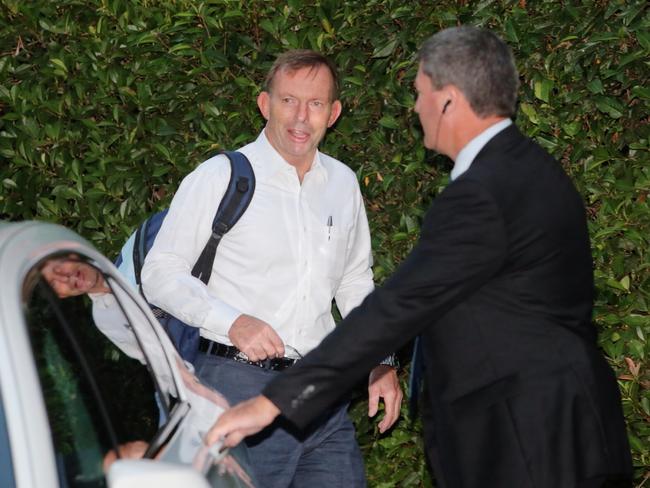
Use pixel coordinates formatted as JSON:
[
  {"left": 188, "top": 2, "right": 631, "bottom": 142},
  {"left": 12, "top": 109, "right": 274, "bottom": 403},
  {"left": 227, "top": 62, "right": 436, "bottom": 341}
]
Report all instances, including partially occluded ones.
[
  {"left": 41, "top": 257, "right": 146, "bottom": 361},
  {"left": 41, "top": 257, "right": 110, "bottom": 297},
  {"left": 141, "top": 49, "right": 403, "bottom": 487}
]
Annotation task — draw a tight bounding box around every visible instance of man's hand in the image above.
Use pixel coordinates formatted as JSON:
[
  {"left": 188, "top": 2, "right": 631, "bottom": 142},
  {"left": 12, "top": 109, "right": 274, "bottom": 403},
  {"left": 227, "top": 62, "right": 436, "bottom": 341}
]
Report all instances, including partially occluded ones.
[
  {"left": 368, "top": 365, "right": 403, "bottom": 433},
  {"left": 41, "top": 257, "right": 110, "bottom": 298},
  {"left": 205, "top": 395, "right": 281, "bottom": 448},
  {"left": 102, "top": 440, "right": 149, "bottom": 472},
  {"left": 228, "top": 314, "right": 285, "bottom": 361}
]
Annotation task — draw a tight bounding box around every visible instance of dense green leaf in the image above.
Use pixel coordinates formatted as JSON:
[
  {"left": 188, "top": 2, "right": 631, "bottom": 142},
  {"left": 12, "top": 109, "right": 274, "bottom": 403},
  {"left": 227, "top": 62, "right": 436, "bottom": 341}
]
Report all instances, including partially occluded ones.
[{"left": 1, "top": 0, "right": 648, "bottom": 485}]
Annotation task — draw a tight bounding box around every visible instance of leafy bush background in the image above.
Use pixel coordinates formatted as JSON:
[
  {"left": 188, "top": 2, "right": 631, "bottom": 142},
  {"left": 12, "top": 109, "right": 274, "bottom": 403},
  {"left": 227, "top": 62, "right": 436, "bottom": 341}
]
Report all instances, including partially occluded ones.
[{"left": 1, "top": 0, "right": 648, "bottom": 485}]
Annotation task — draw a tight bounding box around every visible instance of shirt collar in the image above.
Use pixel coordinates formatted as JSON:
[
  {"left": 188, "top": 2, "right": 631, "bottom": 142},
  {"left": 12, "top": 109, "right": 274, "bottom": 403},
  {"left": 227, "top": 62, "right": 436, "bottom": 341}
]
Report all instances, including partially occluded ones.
[
  {"left": 451, "top": 118, "right": 512, "bottom": 180},
  {"left": 250, "top": 130, "right": 328, "bottom": 183}
]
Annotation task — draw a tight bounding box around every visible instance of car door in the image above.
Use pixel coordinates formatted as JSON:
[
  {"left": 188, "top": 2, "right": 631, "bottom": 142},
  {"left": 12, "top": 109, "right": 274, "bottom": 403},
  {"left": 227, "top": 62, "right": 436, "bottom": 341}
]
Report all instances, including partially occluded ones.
[{"left": 0, "top": 221, "right": 255, "bottom": 488}]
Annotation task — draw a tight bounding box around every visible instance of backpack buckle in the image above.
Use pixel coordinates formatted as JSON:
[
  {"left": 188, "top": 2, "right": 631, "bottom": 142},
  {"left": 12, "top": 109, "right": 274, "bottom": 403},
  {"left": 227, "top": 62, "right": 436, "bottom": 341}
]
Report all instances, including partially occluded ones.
[{"left": 212, "top": 221, "right": 229, "bottom": 238}]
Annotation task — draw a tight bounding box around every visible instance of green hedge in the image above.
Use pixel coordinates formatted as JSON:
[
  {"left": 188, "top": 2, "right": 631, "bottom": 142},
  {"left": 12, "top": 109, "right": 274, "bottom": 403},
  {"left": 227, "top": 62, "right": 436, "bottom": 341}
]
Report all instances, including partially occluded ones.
[{"left": 1, "top": 1, "right": 648, "bottom": 485}]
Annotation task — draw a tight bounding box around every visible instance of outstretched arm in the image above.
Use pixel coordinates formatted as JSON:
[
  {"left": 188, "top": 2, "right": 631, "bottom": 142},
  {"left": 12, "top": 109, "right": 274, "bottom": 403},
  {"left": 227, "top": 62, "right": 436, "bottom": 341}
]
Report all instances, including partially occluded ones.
[{"left": 209, "top": 180, "right": 507, "bottom": 441}]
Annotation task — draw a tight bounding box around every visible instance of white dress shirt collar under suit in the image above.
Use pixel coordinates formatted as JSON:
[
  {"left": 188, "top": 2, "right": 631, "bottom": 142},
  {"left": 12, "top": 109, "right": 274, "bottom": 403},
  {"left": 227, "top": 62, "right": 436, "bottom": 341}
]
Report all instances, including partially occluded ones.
[
  {"left": 141, "top": 131, "right": 374, "bottom": 356},
  {"left": 451, "top": 118, "right": 512, "bottom": 180}
]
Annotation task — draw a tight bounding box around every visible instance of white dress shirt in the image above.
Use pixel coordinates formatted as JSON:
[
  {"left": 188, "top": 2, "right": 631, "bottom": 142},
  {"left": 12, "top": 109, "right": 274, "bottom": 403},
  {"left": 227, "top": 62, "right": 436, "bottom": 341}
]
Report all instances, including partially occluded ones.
[
  {"left": 141, "top": 131, "right": 374, "bottom": 356},
  {"left": 451, "top": 118, "right": 512, "bottom": 180}
]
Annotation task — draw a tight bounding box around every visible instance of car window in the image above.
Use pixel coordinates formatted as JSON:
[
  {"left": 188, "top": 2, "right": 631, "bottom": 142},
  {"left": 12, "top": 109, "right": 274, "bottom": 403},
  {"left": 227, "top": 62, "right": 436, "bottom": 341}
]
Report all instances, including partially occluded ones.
[
  {"left": 22, "top": 254, "right": 178, "bottom": 487},
  {"left": 0, "top": 390, "right": 15, "bottom": 488},
  {"left": 24, "top": 275, "right": 115, "bottom": 487}
]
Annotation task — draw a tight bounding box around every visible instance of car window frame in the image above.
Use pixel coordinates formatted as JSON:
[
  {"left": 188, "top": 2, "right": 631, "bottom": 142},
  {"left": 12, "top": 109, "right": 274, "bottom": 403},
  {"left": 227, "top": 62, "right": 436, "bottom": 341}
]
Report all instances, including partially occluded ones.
[
  {"left": 22, "top": 251, "right": 194, "bottom": 462},
  {"left": 32, "top": 251, "right": 196, "bottom": 458},
  {"left": 99, "top": 274, "right": 195, "bottom": 458},
  {"left": 102, "top": 275, "right": 179, "bottom": 411}
]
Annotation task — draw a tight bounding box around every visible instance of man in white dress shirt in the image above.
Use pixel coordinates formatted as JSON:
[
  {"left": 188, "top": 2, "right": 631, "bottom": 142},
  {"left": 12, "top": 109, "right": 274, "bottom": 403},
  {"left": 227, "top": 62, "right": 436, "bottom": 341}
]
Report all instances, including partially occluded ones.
[{"left": 141, "top": 50, "right": 402, "bottom": 487}]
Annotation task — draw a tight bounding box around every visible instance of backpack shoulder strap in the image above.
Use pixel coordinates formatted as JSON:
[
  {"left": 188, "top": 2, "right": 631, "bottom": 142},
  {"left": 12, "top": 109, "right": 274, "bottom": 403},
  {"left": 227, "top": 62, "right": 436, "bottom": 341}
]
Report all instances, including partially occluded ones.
[
  {"left": 133, "top": 208, "right": 169, "bottom": 287},
  {"left": 191, "top": 151, "right": 255, "bottom": 283},
  {"left": 210, "top": 151, "right": 256, "bottom": 234}
]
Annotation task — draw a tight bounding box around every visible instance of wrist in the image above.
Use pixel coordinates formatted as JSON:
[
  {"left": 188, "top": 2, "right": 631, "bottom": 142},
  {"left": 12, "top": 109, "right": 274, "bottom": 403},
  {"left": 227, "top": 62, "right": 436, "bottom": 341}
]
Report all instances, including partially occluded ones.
[{"left": 259, "top": 395, "right": 281, "bottom": 419}]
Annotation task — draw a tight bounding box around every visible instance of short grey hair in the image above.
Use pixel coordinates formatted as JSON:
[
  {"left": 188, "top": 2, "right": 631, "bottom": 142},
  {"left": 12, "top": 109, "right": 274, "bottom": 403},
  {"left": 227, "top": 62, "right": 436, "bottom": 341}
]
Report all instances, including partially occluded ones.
[{"left": 418, "top": 26, "right": 519, "bottom": 118}]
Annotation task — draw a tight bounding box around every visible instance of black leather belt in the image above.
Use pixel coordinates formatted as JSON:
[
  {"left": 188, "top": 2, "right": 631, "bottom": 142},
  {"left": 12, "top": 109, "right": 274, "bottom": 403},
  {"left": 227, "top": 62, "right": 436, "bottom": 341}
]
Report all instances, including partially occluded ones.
[{"left": 198, "top": 337, "right": 298, "bottom": 371}]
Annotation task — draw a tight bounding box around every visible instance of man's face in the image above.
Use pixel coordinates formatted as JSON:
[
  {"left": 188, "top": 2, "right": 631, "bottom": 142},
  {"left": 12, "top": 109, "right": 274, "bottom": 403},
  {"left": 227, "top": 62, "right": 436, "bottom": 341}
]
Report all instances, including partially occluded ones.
[
  {"left": 257, "top": 65, "right": 342, "bottom": 170},
  {"left": 414, "top": 65, "right": 447, "bottom": 151}
]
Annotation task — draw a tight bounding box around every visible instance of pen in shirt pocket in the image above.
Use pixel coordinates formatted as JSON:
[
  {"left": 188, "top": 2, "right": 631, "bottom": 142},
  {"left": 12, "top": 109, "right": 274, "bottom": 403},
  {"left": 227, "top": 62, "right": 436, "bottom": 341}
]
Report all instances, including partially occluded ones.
[{"left": 327, "top": 215, "right": 333, "bottom": 241}]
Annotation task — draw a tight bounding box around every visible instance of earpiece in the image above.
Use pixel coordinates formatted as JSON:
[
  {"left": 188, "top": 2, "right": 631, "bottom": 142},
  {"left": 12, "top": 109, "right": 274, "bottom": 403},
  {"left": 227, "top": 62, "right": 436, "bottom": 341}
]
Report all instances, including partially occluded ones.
[{"left": 442, "top": 99, "right": 451, "bottom": 114}]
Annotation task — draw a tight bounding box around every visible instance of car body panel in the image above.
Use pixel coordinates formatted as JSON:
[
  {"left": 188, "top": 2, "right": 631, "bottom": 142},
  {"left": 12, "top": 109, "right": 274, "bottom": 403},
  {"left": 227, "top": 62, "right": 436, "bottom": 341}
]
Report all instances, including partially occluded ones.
[{"left": 0, "top": 222, "right": 63, "bottom": 487}]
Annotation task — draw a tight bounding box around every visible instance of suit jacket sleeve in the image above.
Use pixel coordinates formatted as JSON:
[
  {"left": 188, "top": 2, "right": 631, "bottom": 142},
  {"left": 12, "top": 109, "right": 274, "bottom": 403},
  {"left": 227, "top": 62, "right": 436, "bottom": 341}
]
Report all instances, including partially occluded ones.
[{"left": 263, "top": 177, "right": 509, "bottom": 429}]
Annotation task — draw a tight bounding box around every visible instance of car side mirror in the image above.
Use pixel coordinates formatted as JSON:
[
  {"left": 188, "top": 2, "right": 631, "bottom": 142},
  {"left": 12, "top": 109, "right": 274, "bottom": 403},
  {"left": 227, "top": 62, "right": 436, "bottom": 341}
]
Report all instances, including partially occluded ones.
[{"left": 107, "top": 459, "right": 211, "bottom": 488}]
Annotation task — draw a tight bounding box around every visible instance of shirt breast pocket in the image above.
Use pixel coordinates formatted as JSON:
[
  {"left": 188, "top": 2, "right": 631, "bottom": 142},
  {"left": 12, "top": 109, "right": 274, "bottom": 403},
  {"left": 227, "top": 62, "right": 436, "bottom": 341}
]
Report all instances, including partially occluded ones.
[{"left": 313, "top": 222, "right": 349, "bottom": 282}]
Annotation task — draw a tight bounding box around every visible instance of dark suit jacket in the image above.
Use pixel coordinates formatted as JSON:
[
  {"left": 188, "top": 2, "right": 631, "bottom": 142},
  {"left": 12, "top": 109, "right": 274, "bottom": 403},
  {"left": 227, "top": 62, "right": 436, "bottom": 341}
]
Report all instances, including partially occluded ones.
[{"left": 263, "top": 125, "right": 632, "bottom": 487}]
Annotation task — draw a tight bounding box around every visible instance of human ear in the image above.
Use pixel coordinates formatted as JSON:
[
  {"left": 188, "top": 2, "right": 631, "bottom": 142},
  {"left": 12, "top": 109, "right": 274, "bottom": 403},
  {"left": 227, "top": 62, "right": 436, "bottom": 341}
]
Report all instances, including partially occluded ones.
[
  {"left": 257, "top": 91, "right": 270, "bottom": 120},
  {"left": 327, "top": 100, "right": 342, "bottom": 127}
]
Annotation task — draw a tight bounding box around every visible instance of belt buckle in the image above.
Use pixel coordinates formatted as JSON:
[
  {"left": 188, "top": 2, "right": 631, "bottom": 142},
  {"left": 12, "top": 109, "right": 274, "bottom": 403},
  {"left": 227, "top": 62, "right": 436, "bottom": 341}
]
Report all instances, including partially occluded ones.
[
  {"left": 231, "top": 351, "right": 296, "bottom": 371},
  {"left": 234, "top": 351, "right": 269, "bottom": 369}
]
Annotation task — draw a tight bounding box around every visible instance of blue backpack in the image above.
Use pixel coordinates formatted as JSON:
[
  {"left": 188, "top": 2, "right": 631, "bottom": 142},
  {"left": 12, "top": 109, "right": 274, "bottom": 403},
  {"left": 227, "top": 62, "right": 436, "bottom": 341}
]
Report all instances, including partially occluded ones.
[{"left": 115, "top": 151, "right": 255, "bottom": 363}]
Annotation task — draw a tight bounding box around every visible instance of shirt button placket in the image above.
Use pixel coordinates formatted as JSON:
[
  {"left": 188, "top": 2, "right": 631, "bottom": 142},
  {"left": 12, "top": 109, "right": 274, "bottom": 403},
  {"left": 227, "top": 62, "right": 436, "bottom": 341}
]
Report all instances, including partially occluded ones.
[{"left": 295, "top": 186, "right": 309, "bottom": 345}]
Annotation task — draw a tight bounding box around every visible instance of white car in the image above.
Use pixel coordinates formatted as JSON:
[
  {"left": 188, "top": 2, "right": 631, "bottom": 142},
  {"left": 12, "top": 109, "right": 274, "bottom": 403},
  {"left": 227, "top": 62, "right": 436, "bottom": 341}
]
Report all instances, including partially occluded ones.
[{"left": 0, "top": 221, "right": 257, "bottom": 488}]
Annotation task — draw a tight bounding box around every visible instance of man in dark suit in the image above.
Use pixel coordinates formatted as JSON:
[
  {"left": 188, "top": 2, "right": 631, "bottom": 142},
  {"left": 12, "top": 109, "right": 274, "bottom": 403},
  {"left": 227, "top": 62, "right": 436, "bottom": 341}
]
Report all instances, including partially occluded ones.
[{"left": 206, "top": 26, "right": 633, "bottom": 487}]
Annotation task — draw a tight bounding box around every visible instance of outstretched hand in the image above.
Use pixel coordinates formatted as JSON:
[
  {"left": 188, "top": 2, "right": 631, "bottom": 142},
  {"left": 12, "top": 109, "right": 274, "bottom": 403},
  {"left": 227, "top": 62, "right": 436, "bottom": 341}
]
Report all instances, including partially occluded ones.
[{"left": 205, "top": 395, "right": 281, "bottom": 448}]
